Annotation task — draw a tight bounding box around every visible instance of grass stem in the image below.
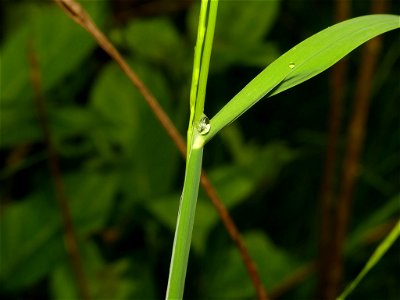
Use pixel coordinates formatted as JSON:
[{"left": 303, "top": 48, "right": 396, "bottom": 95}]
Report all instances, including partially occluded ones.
[{"left": 166, "top": 146, "right": 203, "bottom": 299}]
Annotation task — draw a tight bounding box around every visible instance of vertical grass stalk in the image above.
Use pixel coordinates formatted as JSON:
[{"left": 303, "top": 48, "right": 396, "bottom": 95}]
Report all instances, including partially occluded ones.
[
  {"left": 166, "top": 145, "right": 203, "bottom": 299},
  {"left": 166, "top": 1, "right": 218, "bottom": 299},
  {"left": 187, "top": 0, "right": 219, "bottom": 151}
]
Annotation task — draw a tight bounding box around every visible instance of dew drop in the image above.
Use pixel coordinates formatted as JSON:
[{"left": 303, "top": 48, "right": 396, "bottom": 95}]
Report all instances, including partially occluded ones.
[
  {"left": 289, "top": 62, "right": 295, "bottom": 69},
  {"left": 197, "top": 115, "right": 211, "bottom": 135}
]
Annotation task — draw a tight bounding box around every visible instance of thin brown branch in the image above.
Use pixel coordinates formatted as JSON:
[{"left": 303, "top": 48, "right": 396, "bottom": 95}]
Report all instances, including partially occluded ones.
[
  {"left": 326, "top": 1, "right": 387, "bottom": 298},
  {"left": 53, "top": 0, "right": 268, "bottom": 299},
  {"left": 317, "top": 1, "right": 350, "bottom": 299},
  {"left": 27, "top": 42, "right": 90, "bottom": 300}
]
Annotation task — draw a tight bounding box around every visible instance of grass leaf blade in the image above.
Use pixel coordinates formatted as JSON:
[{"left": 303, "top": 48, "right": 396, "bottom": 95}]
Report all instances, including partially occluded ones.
[
  {"left": 205, "top": 14, "right": 399, "bottom": 143},
  {"left": 337, "top": 221, "right": 400, "bottom": 300}
]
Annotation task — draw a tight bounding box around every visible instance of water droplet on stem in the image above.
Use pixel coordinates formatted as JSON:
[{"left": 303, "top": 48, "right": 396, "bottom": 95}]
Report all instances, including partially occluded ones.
[
  {"left": 289, "top": 62, "right": 295, "bottom": 69},
  {"left": 197, "top": 115, "right": 211, "bottom": 135}
]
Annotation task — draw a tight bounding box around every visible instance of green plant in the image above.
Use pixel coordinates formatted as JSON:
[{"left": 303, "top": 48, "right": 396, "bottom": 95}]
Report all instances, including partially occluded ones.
[
  {"left": 166, "top": 2, "right": 218, "bottom": 297},
  {"left": 1, "top": 1, "right": 399, "bottom": 299},
  {"left": 166, "top": 1, "right": 399, "bottom": 298}
]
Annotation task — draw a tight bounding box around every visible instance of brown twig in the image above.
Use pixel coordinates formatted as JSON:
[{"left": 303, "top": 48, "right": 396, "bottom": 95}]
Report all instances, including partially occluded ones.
[
  {"left": 53, "top": 0, "right": 268, "bottom": 299},
  {"left": 326, "top": 1, "right": 387, "bottom": 298},
  {"left": 27, "top": 42, "right": 90, "bottom": 300},
  {"left": 317, "top": 1, "right": 350, "bottom": 299}
]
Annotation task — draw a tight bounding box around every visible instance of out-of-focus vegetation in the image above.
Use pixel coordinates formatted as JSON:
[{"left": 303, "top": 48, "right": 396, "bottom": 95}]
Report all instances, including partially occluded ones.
[{"left": 0, "top": 0, "right": 398, "bottom": 299}]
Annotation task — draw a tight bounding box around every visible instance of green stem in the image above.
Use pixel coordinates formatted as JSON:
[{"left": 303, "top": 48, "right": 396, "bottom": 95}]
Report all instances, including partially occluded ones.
[
  {"left": 166, "top": 1, "right": 219, "bottom": 298},
  {"left": 188, "top": 0, "right": 219, "bottom": 152},
  {"left": 187, "top": 0, "right": 209, "bottom": 153},
  {"left": 166, "top": 143, "right": 203, "bottom": 299},
  {"left": 194, "top": 0, "right": 219, "bottom": 120}
]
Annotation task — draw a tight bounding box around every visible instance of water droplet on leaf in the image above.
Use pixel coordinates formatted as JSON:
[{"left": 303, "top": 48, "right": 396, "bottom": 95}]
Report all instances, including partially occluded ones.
[
  {"left": 289, "top": 62, "right": 295, "bottom": 69},
  {"left": 197, "top": 115, "right": 211, "bottom": 135}
]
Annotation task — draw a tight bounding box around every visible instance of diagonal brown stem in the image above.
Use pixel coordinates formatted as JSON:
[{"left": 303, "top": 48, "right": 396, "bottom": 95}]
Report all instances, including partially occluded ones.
[
  {"left": 28, "top": 41, "right": 90, "bottom": 300},
  {"left": 54, "top": 0, "right": 268, "bottom": 299}
]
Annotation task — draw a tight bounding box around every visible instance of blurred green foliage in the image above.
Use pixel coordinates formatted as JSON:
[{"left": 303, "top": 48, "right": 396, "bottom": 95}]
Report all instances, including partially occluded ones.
[{"left": 0, "top": 0, "right": 398, "bottom": 299}]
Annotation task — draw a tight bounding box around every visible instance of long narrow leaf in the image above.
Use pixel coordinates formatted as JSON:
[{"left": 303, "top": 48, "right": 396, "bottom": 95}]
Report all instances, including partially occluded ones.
[
  {"left": 337, "top": 221, "right": 400, "bottom": 300},
  {"left": 203, "top": 14, "right": 399, "bottom": 144}
]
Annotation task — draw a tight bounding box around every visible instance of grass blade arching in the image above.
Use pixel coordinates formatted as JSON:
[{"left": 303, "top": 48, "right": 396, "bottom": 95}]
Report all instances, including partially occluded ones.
[{"left": 202, "top": 14, "right": 399, "bottom": 144}]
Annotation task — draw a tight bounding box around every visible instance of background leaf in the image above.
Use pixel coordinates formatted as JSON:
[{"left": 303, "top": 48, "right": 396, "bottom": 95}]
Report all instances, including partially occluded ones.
[
  {"left": 89, "top": 59, "right": 179, "bottom": 199},
  {"left": 200, "top": 231, "right": 300, "bottom": 298},
  {"left": 0, "top": 2, "right": 106, "bottom": 148},
  {"left": 1, "top": 3, "right": 105, "bottom": 103},
  {"left": 0, "top": 192, "right": 63, "bottom": 292}
]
